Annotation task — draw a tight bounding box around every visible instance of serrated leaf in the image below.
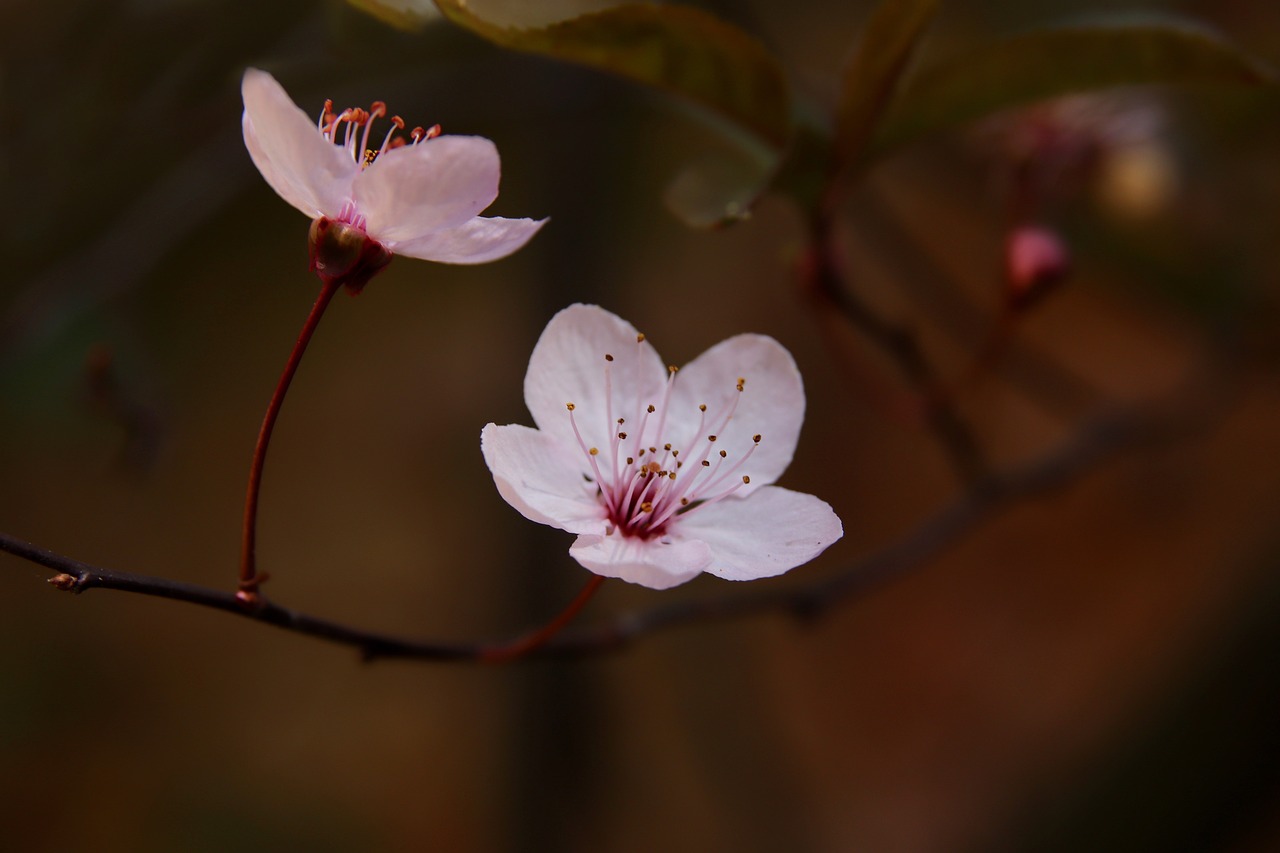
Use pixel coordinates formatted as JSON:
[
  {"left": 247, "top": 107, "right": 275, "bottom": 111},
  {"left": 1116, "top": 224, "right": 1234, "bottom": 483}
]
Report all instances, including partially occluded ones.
[
  {"left": 835, "top": 0, "right": 939, "bottom": 167},
  {"left": 431, "top": 1, "right": 791, "bottom": 152},
  {"left": 868, "top": 16, "right": 1277, "bottom": 162}
]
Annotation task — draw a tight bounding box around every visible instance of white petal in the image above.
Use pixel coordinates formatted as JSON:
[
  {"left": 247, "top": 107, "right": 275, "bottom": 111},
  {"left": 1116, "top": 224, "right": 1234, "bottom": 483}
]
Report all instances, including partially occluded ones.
[
  {"left": 569, "top": 533, "right": 712, "bottom": 590},
  {"left": 522, "top": 305, "right": 669, "bottom": 451},
  {"left": 667, "top": 334, "right": 805, "bottom": 493},
  {"left": 481, "top": 423, "right": 607, "bottom": 535},
  {"left": 675, "top": 486, "right": 842, "bottom": 581},
  {"left": 391, "top": 215, "right": 546, "bottom": 264},
  {"left": 352, "top": 135, "right": 501, "bottom": 243},
  {"left": 241, "top": 68, "right": 356, "bottom": 218}
]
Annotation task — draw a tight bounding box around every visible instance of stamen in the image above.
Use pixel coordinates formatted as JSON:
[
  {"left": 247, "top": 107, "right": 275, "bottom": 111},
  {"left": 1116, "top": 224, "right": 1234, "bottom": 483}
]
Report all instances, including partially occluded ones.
[
  {"left": 566, "top": 403, "right": 607, "bottom": 489},
  {"left": 379, "top": 115, "right": 406, "bottom": 153},
  {"left": 359, "top": 103, "right": 385, "bottom": 162}
]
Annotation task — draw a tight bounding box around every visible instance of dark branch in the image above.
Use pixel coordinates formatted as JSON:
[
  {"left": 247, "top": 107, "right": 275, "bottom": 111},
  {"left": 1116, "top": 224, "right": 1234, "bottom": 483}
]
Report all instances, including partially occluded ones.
[
  {"left": 0, "top": 405, "right": 1159, "bottom": 664},
  {"left": 802, "top": 211, "right": 989, "bottom": 484}
]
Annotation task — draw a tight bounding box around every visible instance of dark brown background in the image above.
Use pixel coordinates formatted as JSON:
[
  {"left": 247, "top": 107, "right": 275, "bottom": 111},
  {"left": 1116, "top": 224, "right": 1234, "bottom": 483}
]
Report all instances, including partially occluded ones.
[{"left": 2, "top": 1, "right": 1279, "bottom": 850}]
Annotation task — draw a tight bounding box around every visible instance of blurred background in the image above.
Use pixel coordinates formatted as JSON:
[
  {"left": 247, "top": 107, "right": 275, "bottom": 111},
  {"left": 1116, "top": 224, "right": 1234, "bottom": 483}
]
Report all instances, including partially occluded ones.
[{"left": 2, "top": 0, "right": 1280, "bottom": 850}]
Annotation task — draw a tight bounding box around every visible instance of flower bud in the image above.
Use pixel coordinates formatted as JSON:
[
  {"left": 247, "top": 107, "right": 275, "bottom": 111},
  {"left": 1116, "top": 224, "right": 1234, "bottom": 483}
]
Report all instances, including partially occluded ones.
[
  {"left": 308, "top": 217, "right": 393, "bottom": 294},
  {"left": 1005, "top": 225, "right": 1070, "bottom": 312}
]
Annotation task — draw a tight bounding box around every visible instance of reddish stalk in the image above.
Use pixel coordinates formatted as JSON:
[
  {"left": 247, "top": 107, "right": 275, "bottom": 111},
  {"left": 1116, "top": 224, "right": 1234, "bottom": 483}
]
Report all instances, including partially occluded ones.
[
  {"left": 481, "top": 575, "right": 607, "bottom": 664},
  {"left": 238, "top": 278, "right": 342, "bottom": 602}
]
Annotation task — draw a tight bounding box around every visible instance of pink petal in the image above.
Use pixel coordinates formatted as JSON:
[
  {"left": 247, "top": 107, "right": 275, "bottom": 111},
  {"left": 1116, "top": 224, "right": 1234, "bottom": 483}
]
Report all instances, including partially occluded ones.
[
  {"left": 569, "top": 533, "right": 712, "bottom": 590},
  {"left": 667, "top": 334, "right": 805, "bottom": 494},
  {"left": 480, "top": 423, "right": 607, "bottom": 535},
  {"left": 391, "top": 215, "right": 546, "bottom": 264},
  {"left": 675, "top": 486, "right": 842, "bottom": 581},
  {"left": 522, "top": 305, "right": 669, "bottom": 451},
  {"left": 241, "top": 68, "right": 356, "bottom": 218},
  {"left": 352, "top": 135, "right": 501, "bottom": 243}
]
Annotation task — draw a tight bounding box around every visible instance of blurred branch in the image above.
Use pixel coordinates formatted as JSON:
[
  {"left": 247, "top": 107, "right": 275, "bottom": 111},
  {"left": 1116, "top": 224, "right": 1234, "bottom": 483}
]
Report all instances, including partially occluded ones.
[
  {"left": 0, "top": 128, "right": 252, "bottom": 363},
  {"left": 800, "top": 210, "right": 990, "bottom": 484},
  {"left": 0, "top": 397, "right": 1176, "bottom": 663}
]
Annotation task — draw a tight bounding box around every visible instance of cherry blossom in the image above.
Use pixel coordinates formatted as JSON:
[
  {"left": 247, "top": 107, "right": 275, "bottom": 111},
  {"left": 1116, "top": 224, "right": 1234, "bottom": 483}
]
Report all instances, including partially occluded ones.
[
  {"left": 482, "top": 305, "right": 843, "bottom": 590},
  {"left": 241, "top": 68, "right": 545, "bottom": 269}
]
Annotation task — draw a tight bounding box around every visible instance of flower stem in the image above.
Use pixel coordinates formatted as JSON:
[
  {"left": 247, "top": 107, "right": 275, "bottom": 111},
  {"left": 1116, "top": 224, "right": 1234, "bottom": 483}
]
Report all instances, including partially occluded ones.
[
  {"left": 481, "top": 575, "right": 607, "bottom": 664},
  {"left": 238, "top": 278, "right": 342, "bottom": 602}
]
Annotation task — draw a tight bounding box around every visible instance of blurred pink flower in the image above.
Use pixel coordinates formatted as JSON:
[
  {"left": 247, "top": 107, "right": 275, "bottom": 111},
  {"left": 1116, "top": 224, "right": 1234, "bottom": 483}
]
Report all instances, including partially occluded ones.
[
  {"left": 482, "top": 304, "right": 843, "bottom": 590},
  {"left": 241, "top": 68, "right": 545, "bottom": 265}
]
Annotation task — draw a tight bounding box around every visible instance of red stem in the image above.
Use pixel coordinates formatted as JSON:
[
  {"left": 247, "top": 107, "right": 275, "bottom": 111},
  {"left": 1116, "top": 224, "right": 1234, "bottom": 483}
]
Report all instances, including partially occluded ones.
[
  {"left": 481, "top": 575, "right": 607, "bottom": 664},
  {"left": 238, "top": 278, "right": 342, "bottom": 600}
]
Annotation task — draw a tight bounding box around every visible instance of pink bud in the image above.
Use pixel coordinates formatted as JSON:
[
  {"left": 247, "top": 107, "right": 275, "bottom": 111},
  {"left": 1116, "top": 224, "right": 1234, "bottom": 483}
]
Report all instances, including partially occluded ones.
[{"left": 1005, "top": 226, "right": 1070, "bottom": 312}]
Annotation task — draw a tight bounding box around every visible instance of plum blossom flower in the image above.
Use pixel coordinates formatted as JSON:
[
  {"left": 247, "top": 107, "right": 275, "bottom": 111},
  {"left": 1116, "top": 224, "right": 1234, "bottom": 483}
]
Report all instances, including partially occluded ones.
[
  {"left": 241, "top": 68, "right": 545, "bottom": 279},
  {"left": 482, "top": 305, "right": 843, "bottom": 590}
]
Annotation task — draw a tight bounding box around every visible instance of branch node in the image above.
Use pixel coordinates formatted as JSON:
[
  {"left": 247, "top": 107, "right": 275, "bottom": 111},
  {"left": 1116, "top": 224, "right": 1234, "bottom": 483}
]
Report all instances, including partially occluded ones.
[{"left": 48, "top": 572, "right": 80, "bottom": 592}]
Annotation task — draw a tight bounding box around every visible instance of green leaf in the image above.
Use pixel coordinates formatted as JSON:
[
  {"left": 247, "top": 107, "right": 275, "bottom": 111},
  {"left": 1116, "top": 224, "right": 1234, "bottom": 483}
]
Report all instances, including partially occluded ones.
[
  {"left": 835, "top": 0, "right": 939, "bottom": 168},
  {"left": 345, "top": 0, "right": 442, "bottom": 31},
  {"left": 868, "top": 16, "right": 1277, "bottom": 162},
  {"left": 430, "top": 1, "right": 791, "bottom": 152},
  {"left": 663, "top": 149, "right": 772, "bottom": 228}
]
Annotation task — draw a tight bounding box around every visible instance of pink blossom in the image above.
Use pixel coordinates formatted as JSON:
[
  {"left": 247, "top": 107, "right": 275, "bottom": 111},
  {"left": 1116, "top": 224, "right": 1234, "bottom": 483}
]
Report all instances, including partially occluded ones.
[
  {"left": 241, "top": 68, "right": 545, "bottom": 265},
  {"left": 482, "top": 305, "right": 843, "bottom": 590}
]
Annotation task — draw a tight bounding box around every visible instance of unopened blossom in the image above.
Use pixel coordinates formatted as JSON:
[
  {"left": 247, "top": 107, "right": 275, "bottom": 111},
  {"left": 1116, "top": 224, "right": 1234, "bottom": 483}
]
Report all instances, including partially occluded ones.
[
  {"left": 482, "top": 305, "right": 843, "bottom": 590},
  {"left": 241, "top": 68, "right": 545, "bottom": 282}
]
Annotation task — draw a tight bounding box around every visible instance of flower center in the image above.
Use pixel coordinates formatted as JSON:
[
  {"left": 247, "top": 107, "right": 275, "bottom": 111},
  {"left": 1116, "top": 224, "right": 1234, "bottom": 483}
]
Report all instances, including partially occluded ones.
[
  {"left": 565, "top": 334, "right": 763, "bottom": 541},
  {"left": 316, "top": 98, "right": 442, "bottom": 234}
]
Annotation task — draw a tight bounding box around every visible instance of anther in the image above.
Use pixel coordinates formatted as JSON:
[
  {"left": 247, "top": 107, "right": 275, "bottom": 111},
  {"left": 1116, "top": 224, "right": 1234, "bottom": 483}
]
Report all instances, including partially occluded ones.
[
  {"left": 605, "top": 353, "right": 614, "bottom": 362},
  {"left": 699, "top": 404, "right": 707, "bottom": 412},
  {"left": 626, "top": 457, "right": 634, "bottom": 465},
  {"left": 423, "top": 124, "right": 442, "bottom": 140},
  {"left": 702, "top": 460, "right": 710, "bottom": 467},
  {"left": 641, "top": 502, "right": 653, "bottom": 513},
  {"left": 708, "top": 435, "right": 717, "bottom": 442},
  {"left": 742, "top": 475, "right": 750, "bottom": 484},
  {"left": 719, "top": 450, "right": 727, "bottom": 458},
  {"left": 753, "top": 434, "right": 761, "bottom": 443},
  {"left": 680, "top": 498, "right": 689, "bottom": 506},
  {"left": 589, "top": 447, "right": 599, "bottom": 455},
  {"left": 669, "top": 365, "right": 679, "bottom": 374},
  {"left": 664, "top": 444, "right": 672, "bottom": 451},
  {"left": 566, "top": 403, "right": 576, "bottom": 410},
  {"left": 636, "top": 334, "right": 645, "bottom": 343},
  {"left": 617, "top": 418, "right": 625, "bottom": 424},
  {"left": 647, "top": 405, "right": 655, "bottom": 413},
  {"left": 618, "top": 432, "right": 628, "bottom": 440}
]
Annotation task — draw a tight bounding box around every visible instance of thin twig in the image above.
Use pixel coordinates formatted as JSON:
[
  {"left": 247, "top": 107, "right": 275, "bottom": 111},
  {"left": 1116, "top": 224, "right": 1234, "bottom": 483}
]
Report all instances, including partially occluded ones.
[
  {"left": 0, "top": 405, "right": 1158, "bottom": 664},
  {"left": 803, "top": 211, "right": 989, "bottom": 484}
]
